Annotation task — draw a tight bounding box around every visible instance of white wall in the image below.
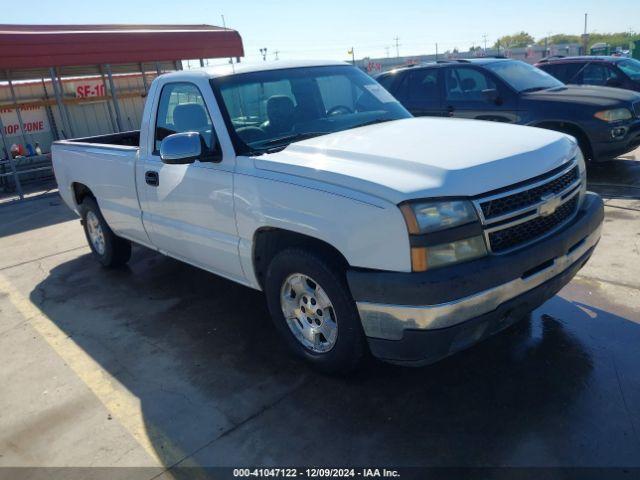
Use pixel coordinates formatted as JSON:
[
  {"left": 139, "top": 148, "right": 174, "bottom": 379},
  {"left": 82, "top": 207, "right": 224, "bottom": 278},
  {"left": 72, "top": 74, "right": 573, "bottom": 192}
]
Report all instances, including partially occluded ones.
[{"left": 0, "top": 72, "right": 158, "bottom": 155}]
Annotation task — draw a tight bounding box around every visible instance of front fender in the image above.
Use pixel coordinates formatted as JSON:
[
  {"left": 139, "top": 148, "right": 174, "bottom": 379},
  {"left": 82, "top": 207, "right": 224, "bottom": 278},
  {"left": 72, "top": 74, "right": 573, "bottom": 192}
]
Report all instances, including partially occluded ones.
[{"left": 234, "top": 169, "right": 411, "bottom": 289}]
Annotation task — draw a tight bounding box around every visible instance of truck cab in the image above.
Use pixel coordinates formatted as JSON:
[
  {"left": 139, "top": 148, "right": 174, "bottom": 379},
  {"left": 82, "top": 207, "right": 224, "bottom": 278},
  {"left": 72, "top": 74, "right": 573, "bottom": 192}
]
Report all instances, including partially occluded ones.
[{"left": 52, "top": 60, "right": 604, "bottom": 372}]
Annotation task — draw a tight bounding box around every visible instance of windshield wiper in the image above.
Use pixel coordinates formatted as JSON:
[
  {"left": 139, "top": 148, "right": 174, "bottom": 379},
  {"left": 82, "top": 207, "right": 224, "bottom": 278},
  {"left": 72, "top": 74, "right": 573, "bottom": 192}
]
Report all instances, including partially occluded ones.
[
  {"left": 520, "top": 86, "right": 549, "bottom": 93},
  {"left": 352, "top": 118, "right": 393, "bottom": 128}
]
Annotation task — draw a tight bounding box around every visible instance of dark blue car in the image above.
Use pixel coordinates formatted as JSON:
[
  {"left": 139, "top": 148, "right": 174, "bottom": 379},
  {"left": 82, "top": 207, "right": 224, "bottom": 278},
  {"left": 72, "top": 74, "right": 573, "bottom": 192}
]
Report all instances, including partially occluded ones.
[
  {"left": 536, "top": 56, "right": 640, "bottom": 93},
  {"left": 377, "top": 58, "right": 640, "bottom": 162}
]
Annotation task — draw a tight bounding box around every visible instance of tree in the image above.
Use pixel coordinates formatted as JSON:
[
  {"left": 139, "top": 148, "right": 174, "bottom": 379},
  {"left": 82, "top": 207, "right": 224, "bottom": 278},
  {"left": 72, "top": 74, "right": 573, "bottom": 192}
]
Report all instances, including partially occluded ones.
[
  {"left": 493, "top": 31, "right": 535, "bottom": 49},
  {"left": 536, "top": 34, "right": 580, "bottom": 45},
  {"left": 587, "top": 32, "right": 640, "bottom": 49}
]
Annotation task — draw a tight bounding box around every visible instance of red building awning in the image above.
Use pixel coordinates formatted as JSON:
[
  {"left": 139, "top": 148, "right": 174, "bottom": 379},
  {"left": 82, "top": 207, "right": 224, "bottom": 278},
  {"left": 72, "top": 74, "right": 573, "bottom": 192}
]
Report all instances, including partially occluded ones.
[{"left": 0, "top": 24, "right": 244, "bottom": 71}]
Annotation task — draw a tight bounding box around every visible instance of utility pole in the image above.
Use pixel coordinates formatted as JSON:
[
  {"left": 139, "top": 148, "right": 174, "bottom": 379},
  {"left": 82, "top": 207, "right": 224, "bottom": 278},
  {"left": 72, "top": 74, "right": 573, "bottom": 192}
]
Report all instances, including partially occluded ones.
[
  {"left": 273, "top": 50, "right": 280, "bottom": 61},
  {"left": 260, "top": 47, "right": 268, "bottom": 61},
  {"left": 384, "top": 46, "right": 390, "bottom": 58},
  {"left": 347, "top": 47, "right": 355, "bottom": 65},
  {"left": 482, "top": 34, "right": 488, "bottom": 53},
  {"left": 435, "top": 43, "right": 438, "bottom": 61},
  {"left": 584, "top": 12, "right": 588, "bottom": 34},
  {"left": 394, "top": 36, "right": 400, "bottom": 58},
  {"left": 221, "top": 14, "right": 234, "bottom": 66},
  {"left": 581, "top": 13, "right": 589, "bottom": 56}
]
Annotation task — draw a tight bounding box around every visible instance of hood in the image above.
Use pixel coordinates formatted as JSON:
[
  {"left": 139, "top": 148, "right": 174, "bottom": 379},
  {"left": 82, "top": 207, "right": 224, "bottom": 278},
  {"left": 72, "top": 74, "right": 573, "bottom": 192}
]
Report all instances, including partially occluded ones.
[
  {"left": 524, "top": 84, "right": 640, "bottom": 108},
  {"left": 253, "top": 117, "right": 577, "bottom": 205}
]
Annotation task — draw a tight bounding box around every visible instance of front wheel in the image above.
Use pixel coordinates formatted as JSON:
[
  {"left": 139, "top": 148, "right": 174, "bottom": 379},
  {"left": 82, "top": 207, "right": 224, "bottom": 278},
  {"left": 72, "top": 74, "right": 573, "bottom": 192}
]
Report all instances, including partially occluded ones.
[
  {"left": 264, "top": 248, "right": 366, "bottom": 374},
  {"left": 79, "top": 197, "right": 131, "bottom": 268}
]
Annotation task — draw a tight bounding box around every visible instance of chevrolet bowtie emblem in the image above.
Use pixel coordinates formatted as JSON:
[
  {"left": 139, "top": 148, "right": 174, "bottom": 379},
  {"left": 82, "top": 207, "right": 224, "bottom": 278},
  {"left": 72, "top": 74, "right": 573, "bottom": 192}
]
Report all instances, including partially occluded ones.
[{"left": 538, "top": 193, "right": 562, "bottom": 217}]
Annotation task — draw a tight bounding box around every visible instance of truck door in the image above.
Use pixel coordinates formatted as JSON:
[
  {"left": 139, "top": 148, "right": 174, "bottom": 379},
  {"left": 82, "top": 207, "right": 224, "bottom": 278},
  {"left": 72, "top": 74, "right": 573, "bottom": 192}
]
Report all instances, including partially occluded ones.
[
  {"left": 137, "top": 81, "right": 244, "bottom": 281},
  {"left": 443, "top": 66, "right": 518, "bottom": 123}
]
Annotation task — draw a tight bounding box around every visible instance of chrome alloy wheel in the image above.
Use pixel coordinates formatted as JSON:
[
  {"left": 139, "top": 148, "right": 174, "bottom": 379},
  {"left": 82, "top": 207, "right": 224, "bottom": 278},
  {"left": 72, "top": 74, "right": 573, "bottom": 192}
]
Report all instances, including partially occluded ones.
[
  {"left": 280, "top": 273, "right": 338, "bottom": 353},
  {"left": 86, "top": 211, "right": 106, "bottom": 255}
]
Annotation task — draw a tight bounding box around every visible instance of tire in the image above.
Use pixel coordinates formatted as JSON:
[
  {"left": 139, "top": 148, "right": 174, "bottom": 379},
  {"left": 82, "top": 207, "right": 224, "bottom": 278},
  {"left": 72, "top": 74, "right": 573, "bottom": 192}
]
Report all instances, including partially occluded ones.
[
  {"left": 264, "top": 248, "right": 366, "bottom": 374},
  {"left": 79, "top": 197, "right": 131, "bottom": 268}
]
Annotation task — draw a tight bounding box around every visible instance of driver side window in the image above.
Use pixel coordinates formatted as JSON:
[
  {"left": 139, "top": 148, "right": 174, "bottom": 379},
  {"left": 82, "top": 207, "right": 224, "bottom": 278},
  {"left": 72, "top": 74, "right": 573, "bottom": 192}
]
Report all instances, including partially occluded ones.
[
  {"left": 154, "top": 82, "right": 217, "bottom": 154},
  {"left": 445, "top": 67, "right": 496, "bottom": 102},
  {"left": 581, "top": 63, "right": 619, "bottom": 86}
]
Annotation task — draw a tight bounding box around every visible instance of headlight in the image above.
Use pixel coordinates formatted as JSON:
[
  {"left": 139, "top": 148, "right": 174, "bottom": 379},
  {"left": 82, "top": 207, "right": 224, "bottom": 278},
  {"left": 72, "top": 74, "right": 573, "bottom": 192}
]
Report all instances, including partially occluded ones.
[
  {"left": 575, "top": 147, "right": 587, "bottom": 206},
  {"left": 594, "top": 108, "right": 632, "bottom": 122},
  {"left": 400, "top": 200, "right": 487, "bottom": 271},
  {"left": 400, "top": 200, "right": 478, "bottom": 234}
]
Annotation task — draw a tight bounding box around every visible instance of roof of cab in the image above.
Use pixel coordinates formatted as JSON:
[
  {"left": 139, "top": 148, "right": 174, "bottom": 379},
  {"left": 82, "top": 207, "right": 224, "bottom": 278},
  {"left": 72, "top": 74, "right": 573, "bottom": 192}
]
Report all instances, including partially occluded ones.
[{"left": 200, "top": 59, "right": 350, "bottom": 79}]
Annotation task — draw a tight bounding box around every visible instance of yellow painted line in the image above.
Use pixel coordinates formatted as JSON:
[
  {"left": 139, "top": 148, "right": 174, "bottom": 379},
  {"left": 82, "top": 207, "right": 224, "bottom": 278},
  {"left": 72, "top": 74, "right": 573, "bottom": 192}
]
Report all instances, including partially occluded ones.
[{"left": 0, "top": 272, "right": 203, "bottom": 475}]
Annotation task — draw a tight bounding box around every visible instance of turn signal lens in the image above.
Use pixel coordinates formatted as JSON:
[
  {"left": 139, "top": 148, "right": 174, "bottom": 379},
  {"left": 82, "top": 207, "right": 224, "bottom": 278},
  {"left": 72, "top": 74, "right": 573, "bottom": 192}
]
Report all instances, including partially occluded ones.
[{"left": 410, "top": 247, "right": 429, "bottom": 272}]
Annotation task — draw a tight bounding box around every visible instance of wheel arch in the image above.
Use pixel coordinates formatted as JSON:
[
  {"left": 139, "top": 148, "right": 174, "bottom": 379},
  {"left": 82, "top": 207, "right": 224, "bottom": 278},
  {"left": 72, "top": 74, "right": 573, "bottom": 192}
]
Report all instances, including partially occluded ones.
[
  {"left": 252, "top": 227, "right": 350, "bottom": 290},
  {"left": 71, "top": 182, "right": 96, "bottom": 207}
]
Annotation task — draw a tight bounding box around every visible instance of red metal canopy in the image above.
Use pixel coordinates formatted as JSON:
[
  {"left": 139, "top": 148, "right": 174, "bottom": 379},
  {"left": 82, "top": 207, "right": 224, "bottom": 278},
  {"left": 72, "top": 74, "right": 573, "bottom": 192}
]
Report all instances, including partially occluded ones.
[{"left": 0, "top": 24, "right": 244, "bottom": 70}]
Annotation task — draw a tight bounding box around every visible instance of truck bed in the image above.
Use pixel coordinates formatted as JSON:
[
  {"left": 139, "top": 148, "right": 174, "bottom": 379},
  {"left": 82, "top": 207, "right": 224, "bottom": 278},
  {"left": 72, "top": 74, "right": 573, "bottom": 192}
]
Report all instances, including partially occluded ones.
[{"left": 66, "top": 130, "right": 140, "bottom": 148}]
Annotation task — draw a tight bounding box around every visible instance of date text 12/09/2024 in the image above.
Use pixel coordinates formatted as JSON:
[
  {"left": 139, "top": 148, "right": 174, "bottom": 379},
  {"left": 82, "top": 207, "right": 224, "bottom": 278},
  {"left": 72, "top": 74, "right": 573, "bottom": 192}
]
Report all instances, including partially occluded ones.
[{"left": 233, "top": 468, "right": 400, "bottom": 478}]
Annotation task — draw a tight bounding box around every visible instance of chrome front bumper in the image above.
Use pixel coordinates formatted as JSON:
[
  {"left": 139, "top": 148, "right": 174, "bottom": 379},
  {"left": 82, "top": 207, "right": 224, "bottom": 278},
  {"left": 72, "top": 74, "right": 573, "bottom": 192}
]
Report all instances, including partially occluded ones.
[{"left": 356, "top": 224, "right": 601, "bottom": 341}]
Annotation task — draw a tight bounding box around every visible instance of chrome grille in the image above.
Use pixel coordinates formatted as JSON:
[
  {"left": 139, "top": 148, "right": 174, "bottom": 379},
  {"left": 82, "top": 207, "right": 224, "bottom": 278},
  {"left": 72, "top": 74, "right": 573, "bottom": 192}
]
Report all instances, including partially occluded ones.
[
  {"left": 474, "top": 160, "right": 582, "bottom": 254},
  {"left": 480, "top": 166, "right": 579, "bottom": 220},
  {"left": 488, "top": 196, "right": 578, "bottom": 252}
]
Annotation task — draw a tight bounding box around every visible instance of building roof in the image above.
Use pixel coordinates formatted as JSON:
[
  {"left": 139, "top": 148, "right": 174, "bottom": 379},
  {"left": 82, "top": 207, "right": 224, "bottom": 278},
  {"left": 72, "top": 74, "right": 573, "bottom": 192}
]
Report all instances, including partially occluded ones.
[{"left": 0, "top": 24, "right": 244, "bottom": 78}]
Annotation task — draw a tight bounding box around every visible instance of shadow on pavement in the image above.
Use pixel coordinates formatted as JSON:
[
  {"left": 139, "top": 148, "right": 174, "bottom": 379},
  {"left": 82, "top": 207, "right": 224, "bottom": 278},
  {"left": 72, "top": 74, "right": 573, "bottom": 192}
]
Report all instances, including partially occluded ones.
[
  {"left": 587, "top": 159, "right": 640, "bottom": 200},
  {"left": 29, "top": 247, "right": 640, "bottom": 469},
  {"left": 0, "top": 193, "right": 76, "bottom": 238}
]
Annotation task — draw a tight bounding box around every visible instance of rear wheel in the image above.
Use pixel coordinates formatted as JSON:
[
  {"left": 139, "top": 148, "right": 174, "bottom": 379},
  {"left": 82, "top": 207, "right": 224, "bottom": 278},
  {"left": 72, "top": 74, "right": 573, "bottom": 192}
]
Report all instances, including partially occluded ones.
[
  {"left": 264, "top": 248, "right": 366, "bottom": 374},
  {"left": 79, "top": 197, "right": 131, "bottom": 267}
]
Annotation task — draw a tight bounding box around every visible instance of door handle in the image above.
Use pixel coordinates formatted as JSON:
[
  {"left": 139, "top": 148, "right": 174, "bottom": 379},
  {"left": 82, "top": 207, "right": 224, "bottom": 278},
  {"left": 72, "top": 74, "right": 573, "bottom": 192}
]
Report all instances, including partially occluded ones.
[
  {"left": 446, "top": 105, "right": 455, "bottom": 117},
  {"left": 145, "top": 171, "right": 159, "bottom": 187}
]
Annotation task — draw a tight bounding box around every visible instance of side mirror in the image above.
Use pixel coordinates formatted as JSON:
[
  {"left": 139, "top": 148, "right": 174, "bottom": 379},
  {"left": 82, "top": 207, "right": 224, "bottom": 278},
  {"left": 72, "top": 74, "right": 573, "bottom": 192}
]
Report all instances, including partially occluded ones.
[
  {"left": 159, "top": 132, "right": 201, "bottom": 164},
  {"left": 482, "top": 88, "right": 500, "bottom": 104},
  {"left": 605, "top": 78, "right": 622, "bottom": 88}
]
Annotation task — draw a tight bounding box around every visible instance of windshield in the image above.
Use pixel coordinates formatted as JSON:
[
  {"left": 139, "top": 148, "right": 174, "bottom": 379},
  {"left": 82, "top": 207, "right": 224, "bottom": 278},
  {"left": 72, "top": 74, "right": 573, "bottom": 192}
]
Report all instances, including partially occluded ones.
[
  {"left": 618, "top": 59, "right": 640, "bottom": 81},
  {"left": 211, "top": 65, "right": 411, "bottom": 152},
  {"left": 484, "top": 60, "right": 564, "bottom": 92}
]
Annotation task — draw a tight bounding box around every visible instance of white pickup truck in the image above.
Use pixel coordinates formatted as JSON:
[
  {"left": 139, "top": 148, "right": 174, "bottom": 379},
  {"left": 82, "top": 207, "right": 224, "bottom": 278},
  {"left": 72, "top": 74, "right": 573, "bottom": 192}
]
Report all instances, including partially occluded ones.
[{"left": 53, "top": 60, "right": 604, "bottom": 373}]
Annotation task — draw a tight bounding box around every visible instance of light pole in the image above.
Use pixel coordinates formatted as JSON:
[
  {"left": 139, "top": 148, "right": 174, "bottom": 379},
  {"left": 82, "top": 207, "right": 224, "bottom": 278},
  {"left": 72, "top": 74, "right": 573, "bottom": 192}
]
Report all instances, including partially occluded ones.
[{"left": 581, "top": 13, "right": 589, "bottom": 56}]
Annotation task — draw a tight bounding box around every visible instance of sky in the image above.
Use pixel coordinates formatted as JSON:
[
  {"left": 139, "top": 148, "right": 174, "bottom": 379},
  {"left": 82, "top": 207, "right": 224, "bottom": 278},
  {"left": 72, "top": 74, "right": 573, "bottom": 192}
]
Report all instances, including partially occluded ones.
[{"left": 1, "top": 0, "right": 638, "bottom": 64}]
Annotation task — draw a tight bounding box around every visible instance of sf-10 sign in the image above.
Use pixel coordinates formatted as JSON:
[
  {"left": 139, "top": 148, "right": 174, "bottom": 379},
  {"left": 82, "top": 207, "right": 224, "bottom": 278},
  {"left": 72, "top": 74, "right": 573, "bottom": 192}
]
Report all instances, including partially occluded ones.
[{"left": 70, "top": 79, "right": 107, "bottom": 98}]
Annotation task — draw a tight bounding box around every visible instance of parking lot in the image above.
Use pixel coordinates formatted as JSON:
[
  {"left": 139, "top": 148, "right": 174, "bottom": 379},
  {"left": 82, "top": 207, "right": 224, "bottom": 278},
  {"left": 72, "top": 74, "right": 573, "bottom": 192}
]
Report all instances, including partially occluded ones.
[{"left": 1, "top": 148, "right": 639, "bottom": 476}]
